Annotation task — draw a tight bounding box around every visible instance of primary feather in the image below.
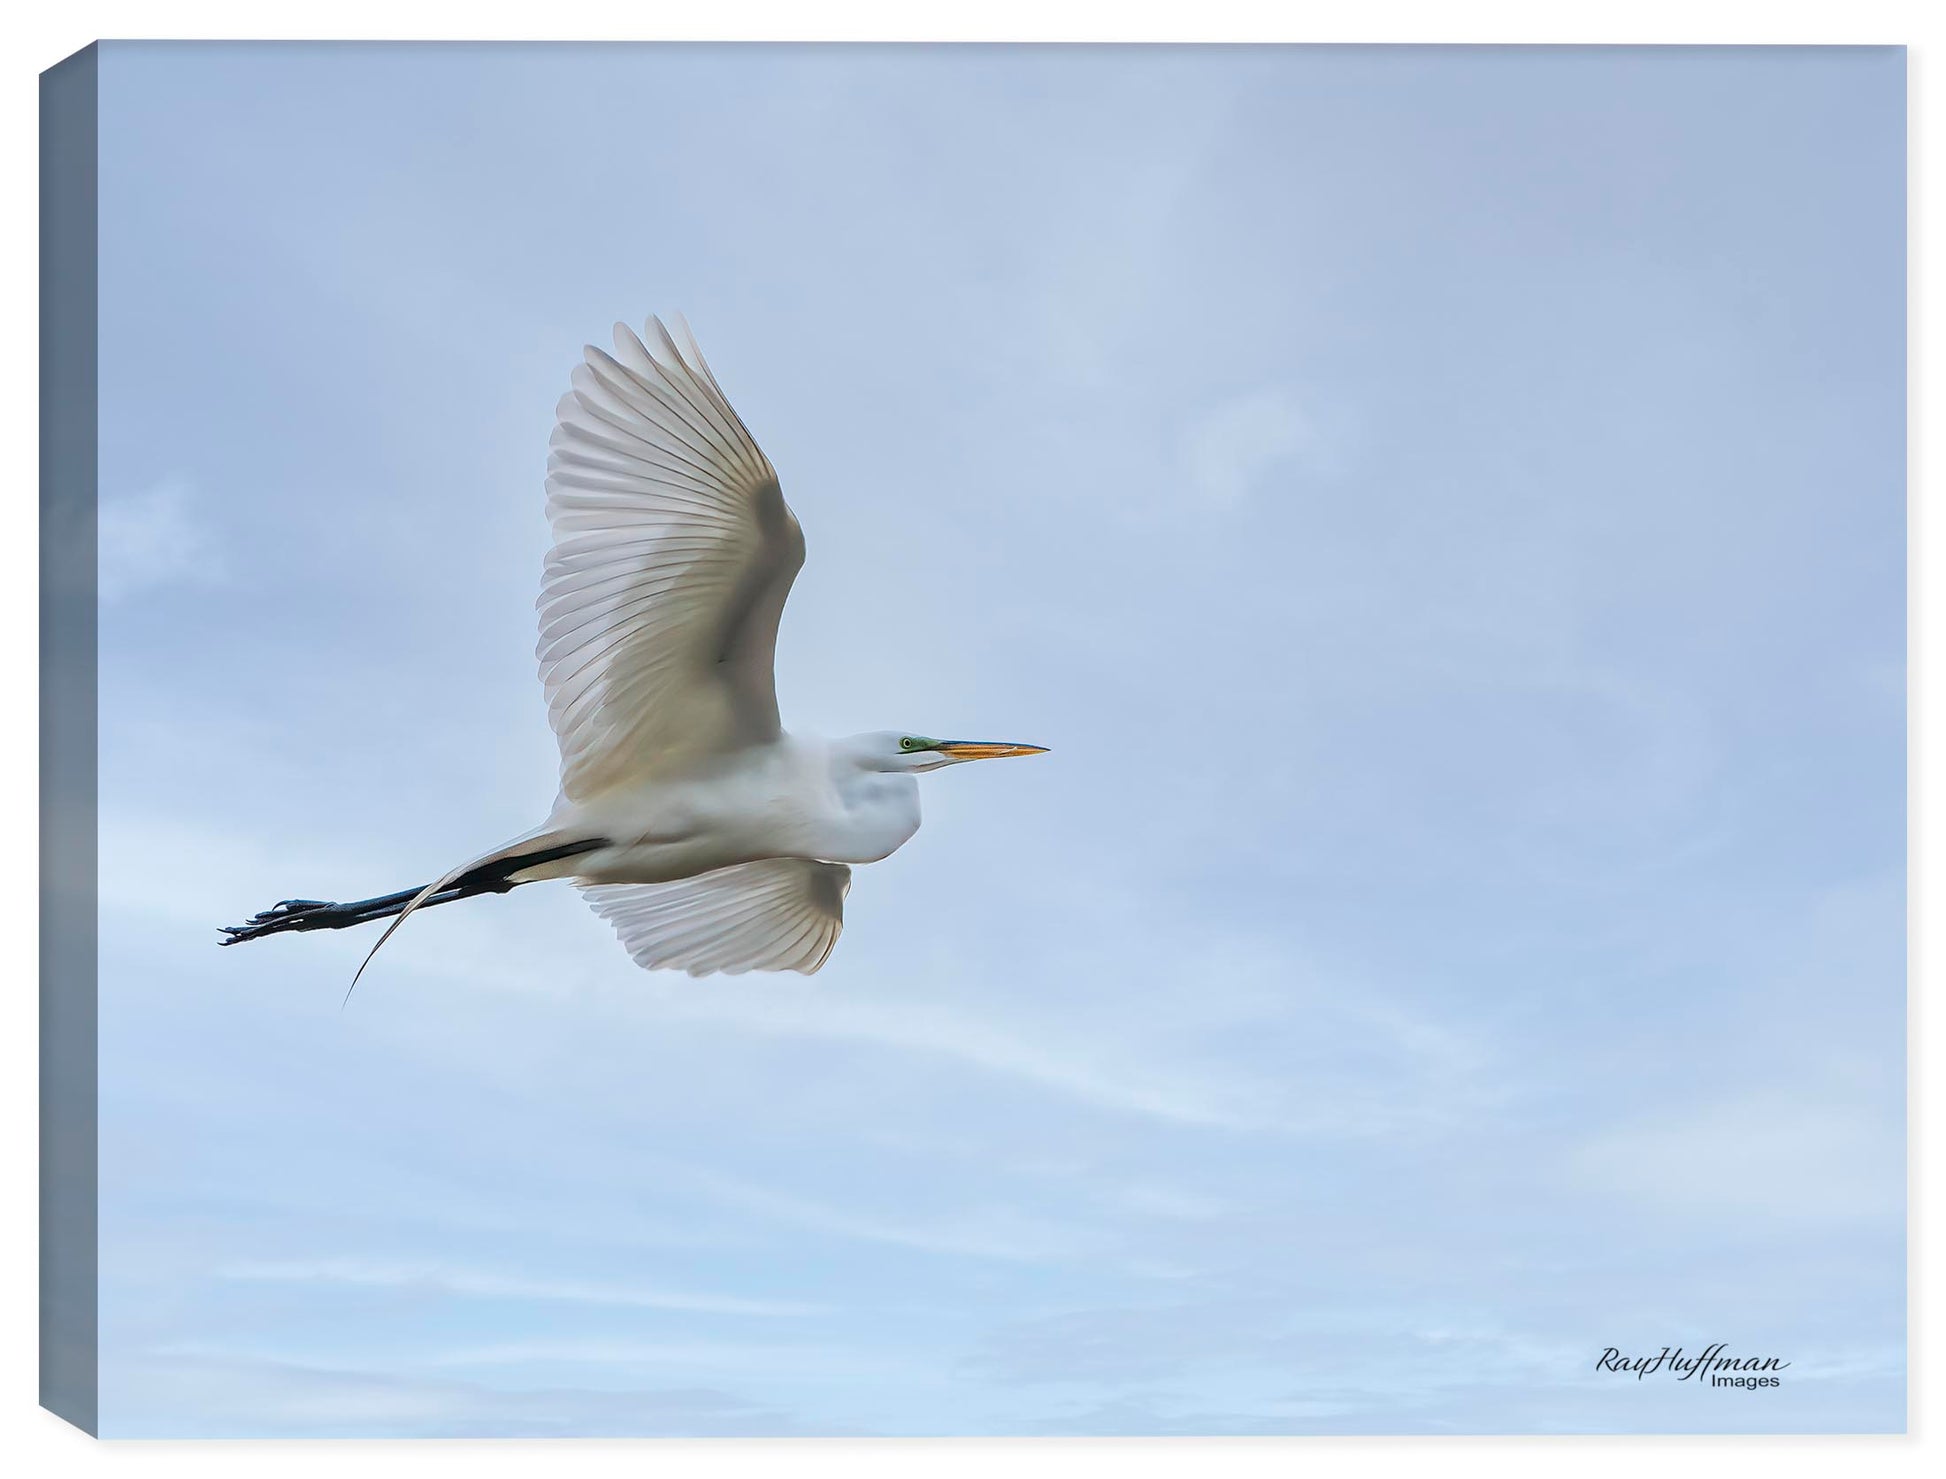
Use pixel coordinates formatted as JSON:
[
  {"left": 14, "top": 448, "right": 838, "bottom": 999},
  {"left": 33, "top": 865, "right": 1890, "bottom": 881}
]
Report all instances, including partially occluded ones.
[{"left": 540, "top": 315, "right": 805, "bottom": 800}]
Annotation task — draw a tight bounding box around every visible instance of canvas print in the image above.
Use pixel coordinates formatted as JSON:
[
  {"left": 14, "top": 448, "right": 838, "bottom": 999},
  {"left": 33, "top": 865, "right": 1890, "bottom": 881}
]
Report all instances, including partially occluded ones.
[{"left": 42, "top": 41, "right": 1905, "bottom": 1438}]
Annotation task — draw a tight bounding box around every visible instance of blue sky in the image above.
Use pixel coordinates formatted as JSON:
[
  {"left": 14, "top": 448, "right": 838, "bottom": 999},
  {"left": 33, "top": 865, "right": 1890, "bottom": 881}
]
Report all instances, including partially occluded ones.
[{"left": 90, "top": 43, "right": 1904, "bottom": 1435}]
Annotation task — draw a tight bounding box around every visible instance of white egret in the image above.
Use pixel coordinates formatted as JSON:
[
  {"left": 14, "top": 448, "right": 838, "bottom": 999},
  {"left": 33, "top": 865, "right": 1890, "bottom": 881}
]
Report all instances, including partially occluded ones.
[{"left": 221, "top": 315, "right": 1045, "bottom": 983}]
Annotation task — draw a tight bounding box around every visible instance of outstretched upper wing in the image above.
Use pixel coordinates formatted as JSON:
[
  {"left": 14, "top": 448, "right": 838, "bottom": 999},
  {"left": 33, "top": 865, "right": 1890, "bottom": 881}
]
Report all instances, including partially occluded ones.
[
  {"left": 540, "top": 316, "right": 804, "bottom": 800},
  {"left": 580, "top": 859, "right": 852, "bottom": 976}
]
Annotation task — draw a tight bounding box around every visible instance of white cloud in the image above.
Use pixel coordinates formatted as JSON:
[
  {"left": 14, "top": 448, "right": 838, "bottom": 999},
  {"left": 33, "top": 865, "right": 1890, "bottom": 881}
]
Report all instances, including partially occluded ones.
[
  {"left": 676, "top": 1163, "right": 1094, "bottom": 1264},
  {"left": 1567, "top": 1089, "right": 1902, "bottom": 1226},
  {"left": 656, "top": 991, "right": 1277, "bottom": 1132},
  {"left": 99, "top": 1350, "right": 826, "bottom": 1437},
  {"left": 1180, "top": 386, "right": 1320, "bottom": 507},
  {"left": 1113, "top": 1183, "right": 1226, "bottom": 1221},
  {"left": 219, "top": 1257, "right": 825, "bottom": 1317},
  {"left": 99, "top": 476, "right": 219, "bottom": 601},
  {"left": 424, "top": 1339, "right": 891, "bottom": 1380}
]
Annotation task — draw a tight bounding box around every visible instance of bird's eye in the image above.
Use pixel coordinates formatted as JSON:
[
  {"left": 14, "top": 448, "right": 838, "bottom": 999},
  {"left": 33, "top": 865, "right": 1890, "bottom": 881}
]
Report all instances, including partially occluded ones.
[{"left": 901, "top": 737, "right": 919, "bottom": 750}]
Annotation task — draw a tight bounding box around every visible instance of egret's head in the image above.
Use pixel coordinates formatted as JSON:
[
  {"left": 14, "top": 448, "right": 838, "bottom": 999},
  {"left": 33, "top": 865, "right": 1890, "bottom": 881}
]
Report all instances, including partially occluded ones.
[{"left": 856, "top": 732, "right": 1049, "bottom": 774}]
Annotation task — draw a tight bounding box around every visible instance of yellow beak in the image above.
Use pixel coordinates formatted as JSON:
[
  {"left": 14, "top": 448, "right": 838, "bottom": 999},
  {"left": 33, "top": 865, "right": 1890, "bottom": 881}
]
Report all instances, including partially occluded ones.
[{"left": 934, "top": 741, "right": 1049, "bottom": 761}]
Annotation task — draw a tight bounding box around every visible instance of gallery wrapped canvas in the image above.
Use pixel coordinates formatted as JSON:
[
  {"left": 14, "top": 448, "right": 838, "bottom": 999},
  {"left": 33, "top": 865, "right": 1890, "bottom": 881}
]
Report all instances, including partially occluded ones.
[{"left": 41, "top": 40, "right": 1905, "bottom": 1440}]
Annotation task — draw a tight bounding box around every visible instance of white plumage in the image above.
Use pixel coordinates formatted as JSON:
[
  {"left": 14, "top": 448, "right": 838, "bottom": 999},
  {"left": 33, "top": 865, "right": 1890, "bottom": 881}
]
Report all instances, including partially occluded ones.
[
  {"left": 583, "top": 859, "right": 852, "bottom": 976},
  {"left": 223, "top": 315, "right": 1044, "bottom": 985},
  {"left": 541, "top": 315, "right": 798, "bottom": 798}
]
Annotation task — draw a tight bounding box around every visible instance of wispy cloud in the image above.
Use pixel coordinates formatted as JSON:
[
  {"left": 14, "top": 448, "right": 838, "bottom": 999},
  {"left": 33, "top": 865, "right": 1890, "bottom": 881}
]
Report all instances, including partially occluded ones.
[
  {"left": 101, "top": 1350, "right": 835, "bottom": 1438},
  {"left": 219, "top": 1257, "right": 826, "bottom": 1317},
  {"left": 1567, "top": 1088, "right": 1902, "bottom": 1226},
  {"left": 1181, "top": 386, "right": 1321, "bottom": 507},
  {"left": 675, "top": 1163, "right": 1094, "bottom": 1264},
  {"left": 591, "top": 932, "right": 1503, "bottom": 1142},
  {"left": 425, "top": 1338, "right": 890, "bottom": 1379},
  {"left": 99, "top": 476, "right": 219, "bottom": 601},
  {"left": 657, "top": 992, "right": 1276, "bottom": 1132}
]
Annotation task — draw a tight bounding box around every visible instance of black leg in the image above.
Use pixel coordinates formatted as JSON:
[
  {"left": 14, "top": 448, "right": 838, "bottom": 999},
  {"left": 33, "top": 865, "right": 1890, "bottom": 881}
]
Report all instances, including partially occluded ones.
[
  {"left": 220, "top": 881, "right": 506, "bottom": 944},
  {"left": 218, "top": 837, "right": 607, "bottom": 947}
]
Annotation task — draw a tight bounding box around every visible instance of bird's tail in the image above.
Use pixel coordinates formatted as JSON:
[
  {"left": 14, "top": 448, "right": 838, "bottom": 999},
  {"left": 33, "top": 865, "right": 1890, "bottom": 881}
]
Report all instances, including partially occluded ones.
[{"left": 343, "top": 829, "right": 604, "bottom": 999}]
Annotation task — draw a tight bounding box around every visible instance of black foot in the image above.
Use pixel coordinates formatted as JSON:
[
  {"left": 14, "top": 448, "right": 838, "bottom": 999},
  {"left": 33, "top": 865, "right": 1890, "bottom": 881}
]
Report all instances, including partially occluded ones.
[{"left": 220, "top": 898, "right": 354, "bottom": 945}]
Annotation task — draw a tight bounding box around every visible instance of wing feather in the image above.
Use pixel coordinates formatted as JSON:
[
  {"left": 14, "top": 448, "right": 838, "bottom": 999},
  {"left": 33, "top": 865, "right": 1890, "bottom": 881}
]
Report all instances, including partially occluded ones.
[
  {"left": 539, "top": 315, "right": 804, "bottom": 800},
  {"left": 580, "top": 860, "right": 852, "bottom": 976}
]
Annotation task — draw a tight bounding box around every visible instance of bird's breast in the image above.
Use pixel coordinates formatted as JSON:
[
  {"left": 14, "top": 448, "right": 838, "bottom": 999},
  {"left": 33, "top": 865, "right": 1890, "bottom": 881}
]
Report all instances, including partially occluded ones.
[
  {"left": 553, "top": 746, "right": 922, "bottom": 873},
  {"left": 817, "top": 773, "right": 922, "bottom": 864}
]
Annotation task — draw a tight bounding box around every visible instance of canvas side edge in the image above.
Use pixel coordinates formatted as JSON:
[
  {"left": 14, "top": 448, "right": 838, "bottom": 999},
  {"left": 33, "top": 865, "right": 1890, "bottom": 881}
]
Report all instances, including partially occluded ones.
[{"left": 40, "top": 39, "right": 101, "bottom": 1440}]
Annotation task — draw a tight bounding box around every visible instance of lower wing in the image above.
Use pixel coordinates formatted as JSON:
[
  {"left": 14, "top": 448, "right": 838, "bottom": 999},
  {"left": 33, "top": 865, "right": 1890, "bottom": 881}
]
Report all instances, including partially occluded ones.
[{"left": 579, "top": 858, "right": 852, "bottom": 976}]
